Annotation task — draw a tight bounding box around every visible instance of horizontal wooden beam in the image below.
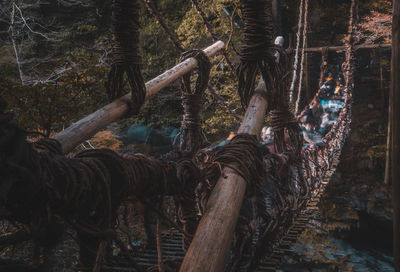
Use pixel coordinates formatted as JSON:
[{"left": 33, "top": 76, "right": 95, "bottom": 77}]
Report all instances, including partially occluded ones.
[
  {"left": 179, "top": 80, "right": 268, "bottom": 272},
  {"left": 297, "top": 43, "right": 391, "bottom": 53},
  {"left": 53, "top": 41, "right": 225, "bottom": 154}
]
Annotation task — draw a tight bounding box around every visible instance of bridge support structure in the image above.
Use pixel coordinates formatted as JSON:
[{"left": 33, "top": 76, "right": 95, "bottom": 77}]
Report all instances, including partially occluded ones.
[{"left": 179, "top": 80, "right": 268, "bottom": 272}]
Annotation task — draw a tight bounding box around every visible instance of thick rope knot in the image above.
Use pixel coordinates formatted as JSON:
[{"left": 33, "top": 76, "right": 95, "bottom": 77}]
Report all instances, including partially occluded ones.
[
  {"left": 269, "top": 109, "right": 303, "bottom": 155},
  {"left": 213, "top": 134, "right": 264, "bottom": 191},
  {"left": 237, "top": 0, "right": 274, "bottom": 108},
  {"left": 106, "top": 0, "right": 146, "bottom": 115},
  {"left": 181, "top": 93, "right": 203, "bottom": 130},
  {"left": 269, "top": 110, "right": 297, "bottom": 132},
  {"left": 178, "top": 49, "right": 211, "bottom": 154},
  {"left": 265, "top": 46, "right": 292, "bottom": 110}
]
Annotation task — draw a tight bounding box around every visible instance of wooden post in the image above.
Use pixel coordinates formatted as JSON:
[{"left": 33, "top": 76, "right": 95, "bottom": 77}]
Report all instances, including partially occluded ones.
[
  {"left": 391, "top": 0, "right": 400, "bottom": 270},
  {"left": 52, "top": 41, "right": 225, "bottom": 154},
  {"left": 179, "top": 81, "right": 268, "bottom": 272}
]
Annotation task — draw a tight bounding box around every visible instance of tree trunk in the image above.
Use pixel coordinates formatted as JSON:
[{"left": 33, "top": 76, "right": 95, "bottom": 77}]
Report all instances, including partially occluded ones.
[
  {"left": 385, "top": 102, "right": 391, "bottom": 185},
  {"left": 391, "top": 1, "right": 400, "bottom": 270}
]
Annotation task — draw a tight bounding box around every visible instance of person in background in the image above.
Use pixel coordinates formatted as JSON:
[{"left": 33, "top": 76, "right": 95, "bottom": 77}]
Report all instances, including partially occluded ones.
[
  {"left": 319, "top": 75, "right": 335, "bottom": 100},
  {"left": 274, "top": 36, "right": 285, "bottom": 63},
  {"left": 319, "top": 109, "right": 335, "bottom": 136},
  {"left": 214, "top": 131, "right": 236, "bottom": 148},
  {"left": 297, "top": 105, "right": 314, "bottom": 125},
  {"left": 310, "top": 98, "right": 324, "bottom": 130},
  {"left": 301, "top": 121, "right": 316, "bottom": 146},
  {"left": 333, "top": 81, "right": 344, "bottom": 100},
  {"left": 261, "top": 126, "right": 274, "bottom": 145}
]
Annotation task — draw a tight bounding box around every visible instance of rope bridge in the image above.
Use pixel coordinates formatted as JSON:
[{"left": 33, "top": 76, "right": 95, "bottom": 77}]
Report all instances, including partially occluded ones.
[{"left": 0, "top": 0, "right": 359, "bottom": 271}]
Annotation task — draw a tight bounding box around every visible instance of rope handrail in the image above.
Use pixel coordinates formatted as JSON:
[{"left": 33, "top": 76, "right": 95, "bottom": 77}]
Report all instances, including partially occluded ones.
[
  {"left": 289, "top": 0, "right": 305, "bottom": 104},
  {"left": 294, "top": 0, "right": 309, "bottom": 115}
]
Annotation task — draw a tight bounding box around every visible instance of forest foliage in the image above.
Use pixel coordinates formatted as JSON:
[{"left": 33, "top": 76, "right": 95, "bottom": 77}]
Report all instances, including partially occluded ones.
[{"left": 0, "top": 0, "right": 393, "bottom": 143}]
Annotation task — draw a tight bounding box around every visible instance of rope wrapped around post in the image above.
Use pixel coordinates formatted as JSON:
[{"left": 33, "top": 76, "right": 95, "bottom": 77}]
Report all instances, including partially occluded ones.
[
  {"left": 237, "top": 0, "right": 274, "bottom": 108},
  {"left": 269, "top": 109, "right": 303, "bottom": 155},
  {"left": 174, "top": 49, "right": 211, "bottom": 251},
  {"left": 106, "top": 0, "right": 146, "bottom": 115},
  {"left": 179, "top": 50, "right": 211, "bottom": 154},
  {"left": 238, "top": 0, "right": 302, "bottom": 156},
  {"left": 0, "top": 106, "right": 188, "bottom": 270},
  {"left": 193, "top": 134, "right": 265, "bottom": 271}
]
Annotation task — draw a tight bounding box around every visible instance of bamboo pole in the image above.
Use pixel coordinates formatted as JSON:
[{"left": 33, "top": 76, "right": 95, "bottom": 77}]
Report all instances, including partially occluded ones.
[
  {"left": 179, "top": 80, "right": 268, "bottom": 272},
  {"left": 53, "top": 41, "right": 225, "bottom": 154}
]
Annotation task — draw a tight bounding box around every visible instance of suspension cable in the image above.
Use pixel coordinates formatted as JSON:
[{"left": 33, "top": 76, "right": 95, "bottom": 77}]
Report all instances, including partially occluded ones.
[
  {"left": 294, "top": 0, "right": 309, "bottom": 115},
  {"left": 106, "top": 0, "right": 146, "bottom": 115},
  {"left": 289, "top": 0, "right": 305, "bottom": 105}
]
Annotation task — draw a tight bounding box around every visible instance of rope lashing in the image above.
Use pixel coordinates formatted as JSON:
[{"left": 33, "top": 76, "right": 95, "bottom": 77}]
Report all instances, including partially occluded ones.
[
  {"left": 0, "top": 107, "right": 185, "bottom": 267},
  {"left": 269, "top": 109, "right": 303, "bottom": 155},
  {"left": 237, "top": 0, "right": 274, "bottom": 108},
  {"left": 179, "top": 50, "right": 211, "bottom": 154},
  {"left": 202, "top": 134, "right": 264, "bottom": 195},
  {"left": 106, "top": 0, "right": 146, "bottom": 115},
  {"left": 175, "top": 49, "right": 211, "bottom": 250},
  {"left": 173, "top": 159, "right": 203, "bottom": 251}
]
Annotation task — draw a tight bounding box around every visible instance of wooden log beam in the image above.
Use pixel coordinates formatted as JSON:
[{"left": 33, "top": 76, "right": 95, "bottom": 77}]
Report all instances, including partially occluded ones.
[
  {"left": 179, "top": 80, "right": 267, "bottom": 272},
  {"left": 52, "top": 41, "right": 225, "bottom": 154},
  {"left": 289, "top": 43, "right": 392, "bottom": 53}
]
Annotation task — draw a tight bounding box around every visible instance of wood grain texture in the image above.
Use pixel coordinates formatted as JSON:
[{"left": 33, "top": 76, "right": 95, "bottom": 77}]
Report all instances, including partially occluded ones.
[{"left": 180, "top": 80, "right": 268, "bottom": 272}]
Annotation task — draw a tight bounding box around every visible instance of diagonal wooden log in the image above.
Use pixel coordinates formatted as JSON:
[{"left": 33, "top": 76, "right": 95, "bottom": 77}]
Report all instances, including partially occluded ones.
[
  {"left": 52, "top": 41, "right": 225, "bottom": 154},
  {"left": 179, "top": 80, "right": 268, "bottom": 272}
]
